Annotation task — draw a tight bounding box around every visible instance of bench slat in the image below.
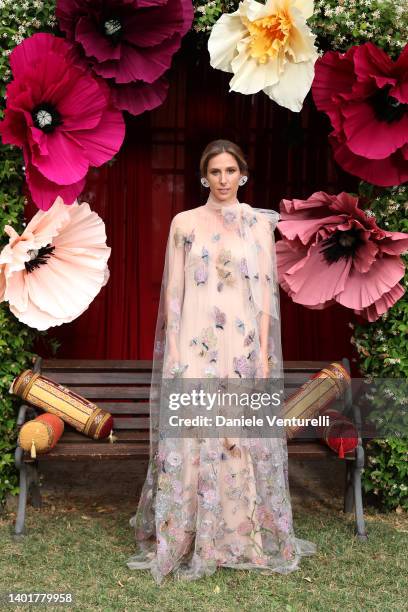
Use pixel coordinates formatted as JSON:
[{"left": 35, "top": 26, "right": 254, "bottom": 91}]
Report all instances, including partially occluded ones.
[
  {"left": 40, "top": 372, "right": 154, "bottom": 385},
  {"left": 60, "top": 430, "right": 149, "bottom": 442},
  {"left": 24, "top": 440, "right": 354, "bottom": 461},
  {"left": 40, "top": 359, "right": 332, "bottom": 373},
  {"left": 50, "top": 386, "right": 151, "bottom": 399}
]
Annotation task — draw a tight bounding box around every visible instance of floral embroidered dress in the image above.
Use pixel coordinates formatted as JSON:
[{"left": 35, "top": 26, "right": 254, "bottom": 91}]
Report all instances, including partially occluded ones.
[{"left": 126, "top": 197, "right": 316, "bottom": 583}]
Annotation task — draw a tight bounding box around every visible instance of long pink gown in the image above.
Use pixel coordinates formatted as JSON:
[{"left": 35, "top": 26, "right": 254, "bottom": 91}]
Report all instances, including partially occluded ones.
[{"left": 127, "top": 197, "right": 316, "bottom": 583}]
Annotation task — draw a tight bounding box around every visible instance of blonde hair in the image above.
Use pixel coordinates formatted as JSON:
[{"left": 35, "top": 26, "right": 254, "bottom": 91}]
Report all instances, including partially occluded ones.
[{"left": 200, "top": 139, "right": 248, "bottom": 177}]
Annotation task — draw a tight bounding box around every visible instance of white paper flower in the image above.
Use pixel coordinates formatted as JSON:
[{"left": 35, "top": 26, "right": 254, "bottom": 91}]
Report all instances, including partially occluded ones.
[
  {"left": 208, "top": 0, "right": 318, "bottom": 111},
  {"left": 0, "top": 196, "right": 111, "bottom": 330}
]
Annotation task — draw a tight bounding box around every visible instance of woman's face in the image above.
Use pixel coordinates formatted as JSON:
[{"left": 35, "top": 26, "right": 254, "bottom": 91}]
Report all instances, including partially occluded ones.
[{"left": 206, "top": 152, "right": 242, "bottom": 203}]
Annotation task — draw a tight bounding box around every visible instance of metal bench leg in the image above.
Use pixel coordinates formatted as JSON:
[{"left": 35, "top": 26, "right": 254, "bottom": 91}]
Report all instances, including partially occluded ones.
[
  {"left": 14, "top": 461, "right": 28, "bottom": 538},
  {"left": 353, "top": 445, "right": 368, "bottom": 541},
  {"left": 27, "top": 463, "right": 42, "bottom": 509},
  {"left": 343, "top": 461, "right": 354, "bottom": 513}
]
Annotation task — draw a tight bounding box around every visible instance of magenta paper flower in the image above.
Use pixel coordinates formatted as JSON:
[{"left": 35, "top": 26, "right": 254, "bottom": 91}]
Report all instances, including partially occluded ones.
[
  {"left": 56, "top": 0, "right": 193, "bottom": 115},
  {"left": 0, "top": 33, "right": 125, "bottom": 211},
  {"left": 0, "top": 196, "right": 111, "bottom": 330},
  {"left": 312, "top": 43, "right": 408, "bottom": 187},
  {"left": 276, "top": 191, "right": 408, "bottom": 321}
]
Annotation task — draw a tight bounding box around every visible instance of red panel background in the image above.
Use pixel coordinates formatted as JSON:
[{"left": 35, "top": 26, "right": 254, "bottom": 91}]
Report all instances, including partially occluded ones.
[{"left": 29, "top": 53, "right": 361, "bottom": 367}]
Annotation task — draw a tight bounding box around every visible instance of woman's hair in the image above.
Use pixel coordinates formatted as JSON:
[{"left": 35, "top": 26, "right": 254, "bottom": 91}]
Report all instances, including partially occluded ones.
[{"left": 200, "top": 139, "right": 248, "bottom": 177}]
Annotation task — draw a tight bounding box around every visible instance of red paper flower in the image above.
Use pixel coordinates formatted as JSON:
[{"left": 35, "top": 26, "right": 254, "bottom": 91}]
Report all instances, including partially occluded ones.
[
  {"left": 312, "top": 43, "right": 408, "bottom": 187},
  {"left": 0, "top": 33, "right": 125, "bottom": 211},
  {"left": 56, "top": 0, "right": 193, "bottom": 115},
  {"left": 276, "top": 191, "right": 408, "bottom": 321}
]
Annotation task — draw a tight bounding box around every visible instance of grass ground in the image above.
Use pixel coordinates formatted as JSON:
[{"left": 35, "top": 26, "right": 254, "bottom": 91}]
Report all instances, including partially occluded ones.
[{"left": 0, "top": 494, "right": 407, "bottom": 612}]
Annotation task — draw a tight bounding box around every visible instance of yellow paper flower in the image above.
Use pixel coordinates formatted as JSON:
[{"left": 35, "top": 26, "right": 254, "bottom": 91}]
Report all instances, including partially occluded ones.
[{"left": 208, "top": 0, "right": 318, "bottom": 111}]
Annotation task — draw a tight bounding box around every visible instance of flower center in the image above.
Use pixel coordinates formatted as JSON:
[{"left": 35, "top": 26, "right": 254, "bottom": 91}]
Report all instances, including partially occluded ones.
[
  {"left": 25, "top": 244, "right": 55, "bottom": 273},
  {"left": 319, "top": 229, "right": 364, "bottom": 264},
  {"left": 243, "top": 11, "right": 291, "bottom": 64},
  {"left": 370, "top": 85, "right": 407, "bottom": 123},
  {"left": 104, "top": 18, "right": 123, "bottom": 43},
  {"left": 31, "top": 102, "right": 62, "bottom": 134}
]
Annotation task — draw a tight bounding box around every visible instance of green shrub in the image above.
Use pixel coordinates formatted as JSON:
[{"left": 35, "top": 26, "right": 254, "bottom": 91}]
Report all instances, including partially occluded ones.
[{"left": 352, "top": 184, "right": 408, "bottom": 511}]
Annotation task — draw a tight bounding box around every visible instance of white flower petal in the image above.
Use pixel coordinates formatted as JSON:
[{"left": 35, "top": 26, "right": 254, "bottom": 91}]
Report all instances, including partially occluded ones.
[
  {"left": 293, "top": 0, "right": 314, "bottom": 19},
  {"left": 244, "top": 0, "right": 281, "bottom": 21},
  {"left": 208, "top": 14, "right": 247, "bottom": 72},
  {"left": 263, "top": 57, "right": 316, "bottom": 111},
  {"left": 209, "top": 0, "right": 318, "bottom": 111},
  {"left": 231, "top": 50, "right": 280, "bottom": 93}
]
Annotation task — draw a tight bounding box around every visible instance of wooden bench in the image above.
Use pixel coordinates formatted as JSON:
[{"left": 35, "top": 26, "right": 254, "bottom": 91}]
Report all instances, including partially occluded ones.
[{"left": 14, "top": 356, "right": 367, "bottom": 540}]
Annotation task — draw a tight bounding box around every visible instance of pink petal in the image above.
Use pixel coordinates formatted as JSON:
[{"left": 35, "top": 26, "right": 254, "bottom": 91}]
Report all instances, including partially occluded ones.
[
  {"left": 67, "top": 107, "right": 125, "bottom": 167},
  {"left": 55, "top": 70, "right": 108, "bottom": 132},
  {"left": 354, "top": 283, "right": 405, "bottom": 321},
  {"left": 331, "top": 133, "right": 408, "bottom": 187},
  {"left": 379, "top": 232, "right": 408, "bottom": 256},
  {"left": 280, "top": 191, "right": 339, "bottom": 215},
  {"left": 281, "top": 243, "right": 352, "bottom": 307},
  {"left": 342, "top": 100, "right": 408, "bottom": 159},
  {"left": 353, "top": 43, "right": 395, "bottom": 90},
  {"left": 336, "top": 255, "right": 405, "bottom": 310},
  {"left": 124, "top": 1, "right": 184, "bottom": 48},
  {"left": 75, "top": 16, "right": 122, "bottom": 62},
  {"left": 275, "top": 240, "right": 306, "bottom": 294},
  {"left": 93, "top": 33, "right": 181, "bottom": 83},
  {"left": 31, "top": 129, "right": 89, "bottom": 183},
  {"left": 353, "top": 239, "right": 378, "bottom": 274},
  {"left": 26, "top": 159, "right": 85, "bottom": 211},
  {"left": 278, "top": 214, "right": 346, "bottom": 245},
  {"left": 4, "top": 269, "right": 29, "bottom": 312},
  {"left": 24, "top": 196, "right": 71, "bottom": 245},
  {"left": 0, "top": 265, "right": 5, "bottom": 301},
  {"left": 392, "top": 44, "right": 408, "bottom": 102},
  {"left": 312, "top": 49, "right": 356, "bottom": 132},
  {"left": 110, "top": 78, "right": 169, "bottom": 115},
  {"left": 10, "top": 33, "right": 74, "bottom": 76}
]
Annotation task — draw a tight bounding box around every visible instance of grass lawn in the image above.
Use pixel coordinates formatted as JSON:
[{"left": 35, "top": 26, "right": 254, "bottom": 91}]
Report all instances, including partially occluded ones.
[{"left": 0, "top": 494, "right": 407, "bottom": 612}]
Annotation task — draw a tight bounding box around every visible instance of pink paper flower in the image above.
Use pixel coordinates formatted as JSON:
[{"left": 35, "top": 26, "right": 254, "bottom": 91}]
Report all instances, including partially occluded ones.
[
  {"left": 0, "top": 196, "right": 111, "bottom": 330},
  {"left": 312, "top": 43, "right": 408, "bottom": 186},
  {"left": 56, "top": 0, "right": 193, "bottom": 115},
  {"left": 0, "top": 33, "right": 125, "bottom": 211},
  {"left": 276, "top": 191, "right": 408, "bottom": 321}
]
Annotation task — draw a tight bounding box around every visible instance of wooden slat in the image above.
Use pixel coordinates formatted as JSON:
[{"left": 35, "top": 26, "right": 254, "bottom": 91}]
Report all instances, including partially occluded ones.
[
  {"left": 40, "top": 358, "right": 334, "bottom": 373},
  {"left": 112, "top": 417, "right": 150, "bottom": 429},
  {"left": 24, "top": 440, "right": 354, "bottom": 461},
  {"left": 90, "top": 402, "right": 149, "bottom": 414},
  {"left": 55, "top": 386, "right": 151, "bottom": 399},
  {"left": 41, "top": 359, "right": 153, "bottom": 371},
  {"left": 40, "top": 372, "right": 153, "bottom": 385},
  {"left": 60, "top": 430, "right": 149, "bottom": 443},
  {"left": 27, "top": 443, "right": 150, "bottom": 460},
  {"left": 287, "top": 440, "right": 355, "bottom": 459}
]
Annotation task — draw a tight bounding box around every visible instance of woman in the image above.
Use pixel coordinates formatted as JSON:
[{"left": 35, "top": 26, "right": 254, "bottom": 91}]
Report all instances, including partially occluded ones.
[{"left": 127, "top": 140, "right": 316, "bottom": 583}]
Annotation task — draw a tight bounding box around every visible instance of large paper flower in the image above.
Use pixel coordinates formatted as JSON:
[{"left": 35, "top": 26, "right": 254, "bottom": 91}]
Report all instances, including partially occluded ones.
[
  {"left": 208, "top": 0, "right": 318, "bottom": 112},
  {"left": 56, "top": 0, "right": 193, "bottom": 115},
  {"left": 312, "top": 43, "right": 408, "bottom": 187},
  {"left": 276, "top": 191, "right": 408, "bottom": 321},
  {"left": 0, "top": 33, "right": 125, "bottom": 211},
  {"left": 0, "top": 196, "right": 111, "bottom": 330}
]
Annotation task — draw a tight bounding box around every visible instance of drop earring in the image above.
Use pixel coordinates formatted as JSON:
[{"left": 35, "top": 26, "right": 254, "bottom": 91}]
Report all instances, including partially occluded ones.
[
  {"left": 200, "top": 177, "right": 210, "bottom": 188},
  {"left": 238, "top": 176, "right": 248, "bottom": 187}
]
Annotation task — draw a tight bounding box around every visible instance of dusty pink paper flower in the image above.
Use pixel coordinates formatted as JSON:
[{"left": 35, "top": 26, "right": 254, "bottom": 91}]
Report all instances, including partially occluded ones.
[
  {"left": 0, "top": 196, "right": 111, "bottom": 330},
  {"left": 56, "top": 0, "right": 193, "bottom": 115},
  {"left": 312, "top": 43, "right": 408, "bottom": 187},
  {"left": 0, "top": 33, "right": 125, "bottom": 210},
  {"left": 276, "top": 191, "right": 408, "bottom": 321}
]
